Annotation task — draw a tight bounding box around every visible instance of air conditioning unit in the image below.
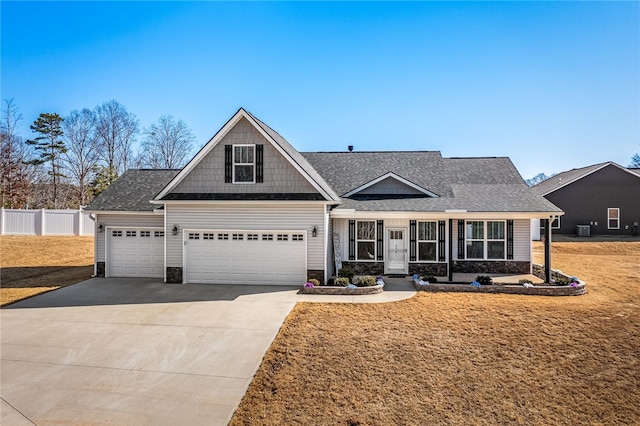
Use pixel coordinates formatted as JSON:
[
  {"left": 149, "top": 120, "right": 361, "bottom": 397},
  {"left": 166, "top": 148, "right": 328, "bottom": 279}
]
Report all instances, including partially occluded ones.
[{"left": 576, "top": 225, "right": 591, "bottom": 237}]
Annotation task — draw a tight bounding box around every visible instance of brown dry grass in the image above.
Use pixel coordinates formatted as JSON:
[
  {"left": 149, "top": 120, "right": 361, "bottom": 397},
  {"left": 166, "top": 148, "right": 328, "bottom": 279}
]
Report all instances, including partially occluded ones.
[
  {"left": 0, "top": 236, "right": 94, "bottom": 306},
  {"left": 231, "top": 242, "right": 640, "bottom": 425}
]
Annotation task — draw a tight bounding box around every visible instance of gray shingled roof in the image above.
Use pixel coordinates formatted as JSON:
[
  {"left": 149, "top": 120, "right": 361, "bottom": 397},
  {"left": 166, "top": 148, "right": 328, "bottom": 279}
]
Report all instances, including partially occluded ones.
[
  {"left": 302, "top": 152, "right": 561, "bottom": 213},
  {"left": 246, "top": 110, "right": 340, "bottom": 202},
  {"left": 531, "top": 161, "right": 640, "bottom": 196},
  {"left": 86, "top": 169, "right": 179, "bottom": 211}
]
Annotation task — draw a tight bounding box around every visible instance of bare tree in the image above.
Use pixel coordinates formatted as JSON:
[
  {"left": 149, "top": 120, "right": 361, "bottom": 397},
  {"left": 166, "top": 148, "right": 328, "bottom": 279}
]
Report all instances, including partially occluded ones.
[
  {"left": 0, "top": 99, "right": 32, "bottom": 208},
  {"left": 139, "top": 115, "right": 195, "bottom": 169},
  {"left": 62, "top": 108, "right": 100, "bottom": 205},
  {"left": 94, "top": 100, "right": 139, "bottom": 178}
]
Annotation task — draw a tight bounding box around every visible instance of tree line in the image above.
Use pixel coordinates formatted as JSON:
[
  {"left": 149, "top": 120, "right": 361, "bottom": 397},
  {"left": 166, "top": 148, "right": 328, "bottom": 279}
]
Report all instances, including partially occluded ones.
[{"left": 0, "top": 99, "right": 196, "bottom": 209}]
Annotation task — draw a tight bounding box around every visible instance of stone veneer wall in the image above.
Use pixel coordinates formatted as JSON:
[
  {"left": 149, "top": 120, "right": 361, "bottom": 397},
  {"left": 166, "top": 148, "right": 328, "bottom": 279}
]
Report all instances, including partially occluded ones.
[
  {"left": 301, "top": 283, "right": 384, "bottom": 295},
  {"left": 306, "top": 270, "right": 324, "bottom": 283},
  {"left": 413, "top": 281, "right": 586, "bottom": 296},
  {"left": 341, "top": 261, "right": 384, "bottom": 276},
  {"left": 166, "top": 267, "right": 182, "bottom": 284},
  {"left": 409, "top": 263, "right": 447, "bottom": 277},
  {"left": 96, "top": 262, "right": 105, "bottom": 277},
  {"left": 453, "top": 261, "right": 530, "bottom": 274}
]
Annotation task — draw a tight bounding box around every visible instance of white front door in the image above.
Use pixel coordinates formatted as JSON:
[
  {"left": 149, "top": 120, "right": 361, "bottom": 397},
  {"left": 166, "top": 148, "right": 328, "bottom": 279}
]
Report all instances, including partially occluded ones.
[{"left": 386, "top": 228, "right": 407, "bottom": 274}]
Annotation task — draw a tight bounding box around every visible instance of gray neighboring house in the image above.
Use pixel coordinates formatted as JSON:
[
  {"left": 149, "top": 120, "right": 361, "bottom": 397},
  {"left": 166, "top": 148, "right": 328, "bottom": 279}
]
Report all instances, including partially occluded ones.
[
  {"left": 86, "top": 108, "right": 562, "bottom": 285},
  {"left": 532, "top": 162, "right": 640, "bottom": 237}
]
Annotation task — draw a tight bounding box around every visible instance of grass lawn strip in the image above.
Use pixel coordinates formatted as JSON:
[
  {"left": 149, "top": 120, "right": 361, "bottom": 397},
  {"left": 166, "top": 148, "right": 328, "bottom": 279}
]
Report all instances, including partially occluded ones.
[
  {"left": 0, "top": 236, "right": 94, "bottom": 306},
  {"left": 230, "top": 242, "right": 640, "bottom": 425}
]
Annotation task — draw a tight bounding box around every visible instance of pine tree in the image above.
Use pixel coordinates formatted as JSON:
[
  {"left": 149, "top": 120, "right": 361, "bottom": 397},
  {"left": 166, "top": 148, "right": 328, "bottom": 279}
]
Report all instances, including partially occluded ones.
[{"left": 26, "top": 113, "right": 66, "bottom": 208}]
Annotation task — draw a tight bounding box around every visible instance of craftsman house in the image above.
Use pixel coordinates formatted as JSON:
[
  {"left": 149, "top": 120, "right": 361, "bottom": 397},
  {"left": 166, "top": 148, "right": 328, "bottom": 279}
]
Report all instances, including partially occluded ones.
[
  {"left": 86, "top": 108, "right": 562, "bottom": 285},
  {"left": 532, "top": 162, "right": 640, "bottom": 237}
]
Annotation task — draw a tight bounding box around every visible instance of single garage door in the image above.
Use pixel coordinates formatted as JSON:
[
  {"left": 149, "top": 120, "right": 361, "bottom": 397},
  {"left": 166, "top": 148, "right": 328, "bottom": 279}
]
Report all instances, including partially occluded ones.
[
  {"left": 108, "top": 228, "right": 164, "bottom": 278},
  {"left": 185, "top": 231, "right": 306, "bottom": 285}
]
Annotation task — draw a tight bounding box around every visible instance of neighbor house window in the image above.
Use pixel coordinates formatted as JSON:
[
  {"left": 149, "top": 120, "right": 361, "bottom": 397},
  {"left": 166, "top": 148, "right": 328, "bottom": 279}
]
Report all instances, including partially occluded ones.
[
  {"left": 417, "top": 221, "right": 437, "bottom": 261},
  {"left": 357, "top": 221, "right": 376, "bottom": 260},
  {"left": 551, "top": 217, "right": 560, "bottom": 229},
  {"left": 608, "top": 208, "right": 620, "bottom": 229},
  {"left": 466, "top": 220, "right": 505, "bottom": 260},
  {"left": 233, "top": 145, "right": 255, "bottom": 183}
]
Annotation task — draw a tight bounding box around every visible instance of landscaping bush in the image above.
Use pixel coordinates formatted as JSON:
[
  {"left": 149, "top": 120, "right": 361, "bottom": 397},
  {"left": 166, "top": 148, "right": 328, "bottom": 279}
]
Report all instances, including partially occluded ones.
[
  {"left": 307, "top": 278, "right": 320, "bottom": 286},
  {"left": 338, "top": 267, "right": 355, "bottom": 280},
  {"left": 335, "top": 277, "right": 350, "bottom": 286},
  {"left": 555, "top": 276, "right": 570, "bottom": 286},
  {"left": 421, "top": 275, "right": 438, "bottom": 283},
  {"left": 519, "top": 278, "right": 533, "bottom": 285},
  {"left": 357, "top": 275, "right": 377, "bottom": 287},
  {"left": 476, "top": 275, "right": 493, "bottom": 285}
]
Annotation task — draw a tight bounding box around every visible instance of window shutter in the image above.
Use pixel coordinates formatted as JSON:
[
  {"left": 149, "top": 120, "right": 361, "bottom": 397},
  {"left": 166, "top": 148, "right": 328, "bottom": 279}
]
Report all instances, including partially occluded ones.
[
  {"left": 348, "top": 220, "right": 356, "bottom": 260},
  {"left": 438, "top": 220, "right": 446, "bottom": 262},
  {"left": 507, "top": 220, "right": 514, "bottom": 260},
  {"left": 376, "top": 220, "right": 384, "bottom": 261},
  {"left": 224, "top": 145, "right": 232, "bottom": 183},
  {"left": 409, "top": 220, "right": 417, "bottom": 262},
  {"left": 256, "top": 144, "right": 264, "bottom": 183},
  {"left": 457, "top": 220, "right": 465, "bottom": 259}
]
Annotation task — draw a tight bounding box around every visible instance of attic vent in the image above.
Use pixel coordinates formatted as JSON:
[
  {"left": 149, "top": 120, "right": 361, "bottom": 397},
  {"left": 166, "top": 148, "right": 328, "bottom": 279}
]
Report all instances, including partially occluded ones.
[{"left": 348, "top": 145, "right": 353, "bottom": 152}]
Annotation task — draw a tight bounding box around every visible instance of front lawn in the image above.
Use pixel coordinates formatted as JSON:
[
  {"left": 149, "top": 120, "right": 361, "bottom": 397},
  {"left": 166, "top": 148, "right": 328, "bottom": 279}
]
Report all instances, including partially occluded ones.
[
  {"left": 230, "top": 242, "right": 640, "bottom": 425},
  {"left": 0, "top": 236, "right": 94, "bottom": 306}
]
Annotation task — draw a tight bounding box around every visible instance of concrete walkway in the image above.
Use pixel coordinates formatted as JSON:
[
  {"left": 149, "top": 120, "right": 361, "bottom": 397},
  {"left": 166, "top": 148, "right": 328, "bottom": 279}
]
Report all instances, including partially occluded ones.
[{"left": 1, "top": 278, "right": 415, "bottom": 425}]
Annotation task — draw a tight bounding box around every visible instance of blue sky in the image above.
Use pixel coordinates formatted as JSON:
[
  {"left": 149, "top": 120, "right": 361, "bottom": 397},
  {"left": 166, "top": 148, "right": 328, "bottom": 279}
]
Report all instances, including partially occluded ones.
[{"left": 2, "top": 1, "right": 639, "bottom": 179}]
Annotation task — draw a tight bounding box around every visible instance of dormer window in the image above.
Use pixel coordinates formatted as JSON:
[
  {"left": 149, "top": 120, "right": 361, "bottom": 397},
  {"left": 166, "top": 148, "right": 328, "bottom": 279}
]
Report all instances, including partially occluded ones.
[{"left": 225, "top": 144, "right": 264, "bottom": 184}]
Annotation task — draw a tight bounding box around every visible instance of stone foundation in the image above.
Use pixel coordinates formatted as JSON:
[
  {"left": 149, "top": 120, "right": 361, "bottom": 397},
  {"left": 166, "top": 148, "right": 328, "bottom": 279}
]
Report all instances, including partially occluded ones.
[
  {"left": 166, "top": 267, "right": 182, "bottom": 283},
  {"left": 306, "top": 270, "right": 325, "bottom": 284},
  {"left": 341, "top": 261, "right": 384, "bottom": 276},
  {"left": 453, "top": 261, "right": 530, "bottom": 274},
  {"left": 300, "top": 283, "right": 384, "bottom": 295},
  {"left": 409, "top": 263, "right": 447, "bottom": 277},
  {"left": 96, "top": 262, "right": 105, "bottom": 277}
]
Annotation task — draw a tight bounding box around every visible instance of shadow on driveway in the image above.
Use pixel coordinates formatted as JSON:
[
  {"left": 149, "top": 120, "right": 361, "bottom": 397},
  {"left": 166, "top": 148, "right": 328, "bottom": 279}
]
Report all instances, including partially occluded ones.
[{"left": 4, "top": 277, "right": 301, "bottom": 309}]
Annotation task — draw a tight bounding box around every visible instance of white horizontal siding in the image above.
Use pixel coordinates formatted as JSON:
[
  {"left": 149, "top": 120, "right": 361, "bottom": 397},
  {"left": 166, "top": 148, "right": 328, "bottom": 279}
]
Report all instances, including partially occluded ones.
[
  {"left": 166, "top": 204, "right": 326, "bottom": 270},
  {"left": 95, "top": 214, "right": 164, "bottom": 262},
  {"left": 513, "top": 219, "right": 531, "bottom": 261}
]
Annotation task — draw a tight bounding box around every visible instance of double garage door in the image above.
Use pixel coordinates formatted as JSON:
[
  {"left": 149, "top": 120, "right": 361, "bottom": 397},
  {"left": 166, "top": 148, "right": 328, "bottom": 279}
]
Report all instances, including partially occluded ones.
[
  {"left": 108, "top": 228, "right": 164, "bottom": 278},
  {"left": 185, "top": 231, "right": 307, "bottom": 285}
]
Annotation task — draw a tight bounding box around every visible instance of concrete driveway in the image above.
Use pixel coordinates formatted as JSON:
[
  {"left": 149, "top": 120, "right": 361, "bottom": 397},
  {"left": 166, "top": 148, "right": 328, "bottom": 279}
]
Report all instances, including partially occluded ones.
[
  {"left": 1, "top": 278, "right": 306, "bottom": 425},
  {"left": 1, "top": 277, "right": 415, "bottom": 425}
]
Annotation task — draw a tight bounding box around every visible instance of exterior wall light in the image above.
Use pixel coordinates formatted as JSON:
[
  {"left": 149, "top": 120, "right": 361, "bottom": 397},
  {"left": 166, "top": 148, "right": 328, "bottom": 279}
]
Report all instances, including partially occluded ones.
[
  {"left": 98, "top": 223, "right": 104, "bottom": 233},
  {"left": 172, "top": 224, "right": 178, "bottom": 235},
  {"left": 312, "top": 226, "right": 317, "bottom": 237}
]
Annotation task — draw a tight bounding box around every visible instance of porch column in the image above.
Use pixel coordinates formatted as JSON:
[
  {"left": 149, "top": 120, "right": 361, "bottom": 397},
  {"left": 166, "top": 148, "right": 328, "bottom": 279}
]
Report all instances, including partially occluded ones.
[
  {"left": 544, "top": 218, "right": 552, "bottom": 283},
  {"left": 448, "top": 219, "right": 453, "bottom": 282}
]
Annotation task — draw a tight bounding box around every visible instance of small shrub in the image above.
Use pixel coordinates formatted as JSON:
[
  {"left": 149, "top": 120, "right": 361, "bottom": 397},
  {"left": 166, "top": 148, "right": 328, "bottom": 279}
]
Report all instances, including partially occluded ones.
[
  {"left": 307, "top": 278, "right": 320, "bottom": 286},
  {"left": 555, "top": 276, "right": 570, "bottom": 286},
  {"left": 357, "top": 275, "right": 377, "bottom": 287},
  {"left": 421, "top": 275, "right": 438, "bottom": 283},
  {"left": 476, "top": 275, "right": 493, "bottom": 285},
  {"left": 338, "top": 267, "right": 355, "bottom": 280},
  {"left": 519, "top": 278, "right": 533, "bottom": 285},
  {"left": 335, "top": 277, "right": 350, "bottom": 286}
]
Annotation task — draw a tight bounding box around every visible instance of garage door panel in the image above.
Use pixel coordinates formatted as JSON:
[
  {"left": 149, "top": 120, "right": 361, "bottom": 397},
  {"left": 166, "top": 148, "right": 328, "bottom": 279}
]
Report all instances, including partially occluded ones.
[
  {"left": 186, "top": 231, "right": 306, "bottom": 285},
  {"left": 108, "top": 229, "right": 164, "bottom": 278}
]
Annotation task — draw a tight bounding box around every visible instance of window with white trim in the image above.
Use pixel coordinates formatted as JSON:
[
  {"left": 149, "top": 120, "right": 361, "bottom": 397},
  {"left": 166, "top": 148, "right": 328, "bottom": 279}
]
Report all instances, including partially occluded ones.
[
  {"left": 357, "top": 221, "right": 376, "bottom": 260},
  {"left": 140, "top": 231, "right": 151, "bottom": 237},
  {"left": 188, "top": 233, "right": 200, "bottom": 240},
  {"left": 203, "top": 233, "right": 215, "bottom": 240},
  {"left": 262, "top": 234, "right": 273, "bottom": 241},
  {"left": 551, "top": 217, "right": 560, "bottom": 229},
  {"left": 233, "top": 145, "right": 255, "bottom": 183},
  {"left": 112, "top": 230, "right": 122, "bottom": 237},
  {"left": 466, "top": 220, "right": 505, "bottom": 260},
  {"left": 417, "top": 221, "right": 437, "bottom": 261},
  {"left": 292, "top": 234, "right": 304, "bottom": 241},
  {"left": 608, "top": 208, "right": 620, "bottom": 229},
  {"left": 218, "top": 233, "right": 229, "bottom": 240},
  {"left": 232, "top": 233, "right": 244, "bottom": 240},
  {"left": 277, "top": 234, "right": 288, "bottom": 241},
  {"left": 154, "top": 231, "right": 164, "bottom": 237},
  {"left": 126, "top": 230, "right": 137, "bottom": 237},
  {"left": 247, "top": 234, "right": 259, "bottom": 241}
]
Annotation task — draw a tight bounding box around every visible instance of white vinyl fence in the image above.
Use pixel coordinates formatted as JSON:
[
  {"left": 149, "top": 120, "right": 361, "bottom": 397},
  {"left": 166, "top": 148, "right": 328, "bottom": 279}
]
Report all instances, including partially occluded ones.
[{"left": 0, "top": 208, "right": 95, "bottom": 236}]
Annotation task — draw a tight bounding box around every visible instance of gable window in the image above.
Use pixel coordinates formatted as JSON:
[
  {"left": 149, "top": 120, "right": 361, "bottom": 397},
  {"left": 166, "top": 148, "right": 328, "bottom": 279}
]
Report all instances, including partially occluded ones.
[
  {"left": 233, "top": 145, "right": 255, "bottom": 183},
  {"left": 608, "top": 208, "right": 620, "bottom": 229},
  {"left": 466, "top": 220, "right": 505, "bottom": 260},
  {"left": 357, "top": 221, "right": 376, "bottom": 260},
  {"left": 417, "top": 221, "right": 437, "bottom": 261}
]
